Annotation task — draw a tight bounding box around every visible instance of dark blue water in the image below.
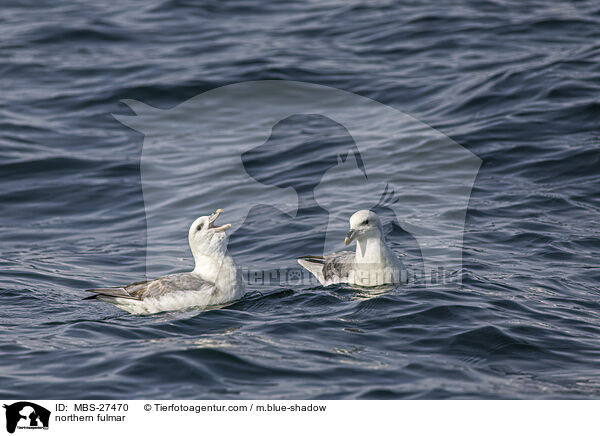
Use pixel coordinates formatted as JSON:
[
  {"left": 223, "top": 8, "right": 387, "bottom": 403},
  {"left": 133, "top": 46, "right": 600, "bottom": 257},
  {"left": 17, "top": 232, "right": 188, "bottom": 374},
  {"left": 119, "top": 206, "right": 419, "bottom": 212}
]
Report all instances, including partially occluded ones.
[{"left": 2, "top": 0, "right": 600, "bottom": 399}]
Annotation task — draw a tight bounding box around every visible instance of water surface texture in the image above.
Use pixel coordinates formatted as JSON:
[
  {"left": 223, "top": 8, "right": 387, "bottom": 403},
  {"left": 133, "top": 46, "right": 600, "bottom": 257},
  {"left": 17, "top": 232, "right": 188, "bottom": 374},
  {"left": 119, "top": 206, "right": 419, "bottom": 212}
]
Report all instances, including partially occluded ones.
[{"left": 2, "top": 0, "right": 600, "bottom": 399}]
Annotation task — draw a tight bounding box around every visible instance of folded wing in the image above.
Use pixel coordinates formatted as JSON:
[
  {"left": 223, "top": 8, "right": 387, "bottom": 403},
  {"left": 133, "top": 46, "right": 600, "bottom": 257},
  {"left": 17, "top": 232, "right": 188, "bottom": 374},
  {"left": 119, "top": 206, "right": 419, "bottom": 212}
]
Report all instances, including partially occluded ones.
[
  {"left": 84, "top": 273, "right": 215, "bottom": 302},
  {"left": 298, "top": 251, "right": 354, "bottom": 285}
]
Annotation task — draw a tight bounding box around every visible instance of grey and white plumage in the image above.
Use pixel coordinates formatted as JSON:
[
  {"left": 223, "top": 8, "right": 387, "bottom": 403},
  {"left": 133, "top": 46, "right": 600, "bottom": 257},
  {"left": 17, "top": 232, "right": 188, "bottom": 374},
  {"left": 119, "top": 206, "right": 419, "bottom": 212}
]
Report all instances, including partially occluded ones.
[
  {"left": 84, "top": 209, "right": 245, "bottom": 314},
  {"left": 298, "top": 210, "right": 405, "bottom": 287}
]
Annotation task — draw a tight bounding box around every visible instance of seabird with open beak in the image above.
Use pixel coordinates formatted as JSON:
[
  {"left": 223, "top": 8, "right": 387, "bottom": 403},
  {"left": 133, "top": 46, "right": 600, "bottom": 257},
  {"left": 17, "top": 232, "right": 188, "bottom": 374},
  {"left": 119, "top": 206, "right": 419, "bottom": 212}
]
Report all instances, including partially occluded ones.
[{"left": 84, "top": 209, "right": 245, "bottom": 314}]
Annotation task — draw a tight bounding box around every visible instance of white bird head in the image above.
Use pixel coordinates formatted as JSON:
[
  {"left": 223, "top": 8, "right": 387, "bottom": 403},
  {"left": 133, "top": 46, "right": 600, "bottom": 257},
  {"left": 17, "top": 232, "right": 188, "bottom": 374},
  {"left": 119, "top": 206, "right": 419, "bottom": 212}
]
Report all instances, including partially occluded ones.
[
  {"left": 188, "top": 209, "right": 232, "bottom": 258},
  {"left": 345, "top": 209, "right": 383, "bottom": 246}
]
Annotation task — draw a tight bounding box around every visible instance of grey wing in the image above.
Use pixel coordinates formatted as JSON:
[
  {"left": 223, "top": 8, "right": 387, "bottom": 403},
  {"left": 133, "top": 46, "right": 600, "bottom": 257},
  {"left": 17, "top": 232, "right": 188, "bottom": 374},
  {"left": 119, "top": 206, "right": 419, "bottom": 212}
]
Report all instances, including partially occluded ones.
[
  {"left": 84, "top": 273, "right": 215, "bottom": 301},
  {"left": 322, "top": 251, "right": 355, "bottom": 282},
  {"left": 140, "top": 273, "right": 216, "bottom": 299},
  {"left": 298, "top": 251, "right": 354, "bottom": 284}
]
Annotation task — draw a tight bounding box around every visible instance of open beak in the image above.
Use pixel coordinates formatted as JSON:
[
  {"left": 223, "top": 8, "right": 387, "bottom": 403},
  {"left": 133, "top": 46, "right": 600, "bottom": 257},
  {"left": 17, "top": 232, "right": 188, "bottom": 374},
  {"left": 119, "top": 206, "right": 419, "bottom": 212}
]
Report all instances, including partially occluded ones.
[
  {"left": 208, "top": 209, "right": 231, "bottom": 232},
  {"left": 209, "top": 209, "right": 223, "bottom": 223},
  {"left": 344, "top": 229, "right": 357, "bottom": 246}
]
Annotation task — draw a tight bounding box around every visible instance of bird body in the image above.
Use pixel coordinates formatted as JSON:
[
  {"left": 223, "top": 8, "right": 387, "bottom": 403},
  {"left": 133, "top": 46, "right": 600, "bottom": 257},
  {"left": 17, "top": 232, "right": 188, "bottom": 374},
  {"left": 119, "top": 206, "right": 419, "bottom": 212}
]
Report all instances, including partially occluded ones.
[
  {"left": 298, "top": 210, "right": 405, "bottom": 287},
  {"left": 85, "top": 209, "right": 245, "bottom": 314}
]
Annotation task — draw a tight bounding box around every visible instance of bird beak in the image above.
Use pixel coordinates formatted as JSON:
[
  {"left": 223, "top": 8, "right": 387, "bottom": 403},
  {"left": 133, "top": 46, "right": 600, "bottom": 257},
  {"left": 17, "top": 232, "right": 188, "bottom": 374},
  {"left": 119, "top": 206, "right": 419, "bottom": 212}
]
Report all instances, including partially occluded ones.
[
  {"left": 209, "top": 209, "right": 224, "bottom": 224},
  {"left": 209, "top": 209, "right": 231, "bottom": 232},
  {"left": 213, "top": 223, "right": 232, "bottom": 232},
  {"left": 344, "top": 229, "right": 357, "bottom": 246}
]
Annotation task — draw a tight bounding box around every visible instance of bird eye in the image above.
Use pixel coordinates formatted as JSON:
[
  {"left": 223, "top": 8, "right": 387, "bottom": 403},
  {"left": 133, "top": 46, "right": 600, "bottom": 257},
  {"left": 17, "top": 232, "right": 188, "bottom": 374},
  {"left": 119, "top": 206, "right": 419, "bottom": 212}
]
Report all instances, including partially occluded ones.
[
  {"left": 363, "top": 219, "right": 369, "bottom": 225},
  {"left": 196, "top": 223, "right": 203, "bottom": 231}
]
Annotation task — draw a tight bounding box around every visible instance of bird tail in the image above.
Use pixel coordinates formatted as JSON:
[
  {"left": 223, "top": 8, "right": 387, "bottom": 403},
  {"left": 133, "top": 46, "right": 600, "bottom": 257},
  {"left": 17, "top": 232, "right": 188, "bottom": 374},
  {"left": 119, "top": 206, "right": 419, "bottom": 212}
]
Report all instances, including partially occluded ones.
[
  {"left": 297, "top": 256, "right": 325, "bottom": 284},
  {"left": 83, "top": 287, "right": 140, "bottom": 301}
]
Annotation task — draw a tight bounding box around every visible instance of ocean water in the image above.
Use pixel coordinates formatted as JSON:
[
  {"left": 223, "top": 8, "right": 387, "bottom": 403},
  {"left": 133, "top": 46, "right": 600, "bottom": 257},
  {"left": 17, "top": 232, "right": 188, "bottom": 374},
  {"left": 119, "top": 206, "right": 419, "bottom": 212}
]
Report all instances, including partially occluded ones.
[{"left": 2, "top": 0, "right": 600, "bottom": 399}]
